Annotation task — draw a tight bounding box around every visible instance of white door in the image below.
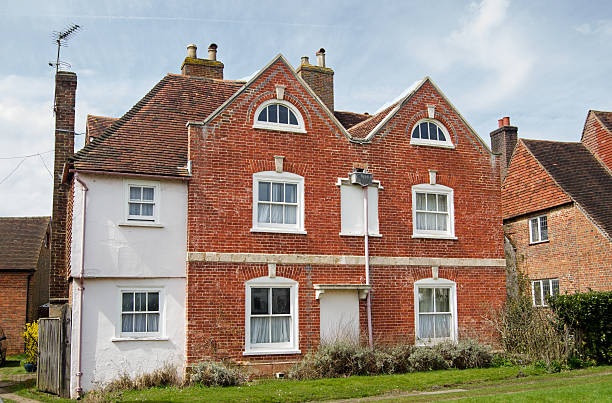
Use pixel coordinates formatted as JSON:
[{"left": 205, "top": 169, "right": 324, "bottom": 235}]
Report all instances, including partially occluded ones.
[{"left": 319, "top": 290, "right": 360, "bottom": 343}]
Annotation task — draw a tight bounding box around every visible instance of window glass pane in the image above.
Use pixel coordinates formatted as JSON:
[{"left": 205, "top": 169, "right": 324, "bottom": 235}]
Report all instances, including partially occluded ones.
[
  {"left": 258, "top": 204, "right": 270, "bottom": 223},
  {"left": 415, "top": 212, "right": 427, "bottom": 230},
  {"left": 533, "top": 281, "right": 542, "bottom": 306},
  {"left": 129, "top": 203, "right": 141, "bottom": 216},
  {"left": 540, "top": 216, "right": 548, "bottom": 240},
  {"left": 436, "top": 214, "right": 448, "bottom": 231},
  {"left": 435, "top": 314, "right": 451, "bottom": 338},
  {"left": 429, "top": 123, "right": 438, "bottom": 140},
  {"left": 418, "top": 288, "right": 434, "bottom": 312},
  {"left": 271, "top": 317, "right": 290, "bottom": 342},
  {"left": 134, "top": 313, "right": 147, "bottom": 332},
  {"left": 438, "top": 128, "right": 446, "bottom": 141},
  {"left": 284, "top": 205, "right": 297, "bottom": 224},
  {"left": 251, "top": 288, "right": 269, "bottom": 314},
  {"left": 135, "top": 293, "right": 146, "bottom": 311},
  {"left": 122, "top": 314, "right": 133, "bottom": 332},
  {"left": 279, "top": 105, "right": 289, "bottom": 124},
  {"left": 437, "top": 194, "right": 448, "bottom": 212},
  {"left": 285, "top": 184, "right": 297, "bottom": 203},
  {"left": 551, "top": 279, "right": 560, "bottom": 296},
  {"left": 258, "top": 182, "right": 270, "bottom": 202},
  {"left": 141, "top": 204, "right": 154, "bottom": 217},
  {"left": 268, "top": 105, "right": 278, "bottom": 123},
  {"left": 147, "top": 313, "right": 159, "bottom": 332},
  {"left": 272, "top": 183, "right": 284, "bottom": 202},
  {"left": 272, "top": 288, "right": 290, "bottom": 314},
  {"left": 258, "top": 109, "right": 267, "bottom": 122},
  {"left": 289, "top": 110, "right": 298, "bottom": 125},
  {"left": 147, "top": 292, "right": 159, "bottom": 311},
  {"left": 251, "top": 317, "right": 270, "bottom": 343},
  {"left": 531, "top": 219, "right": 539, "bottom": 242},
  {"left": 142, "top": 187, "right": 154, "bottom": 201},
  {"left": 435, "top": 288, "right": 450, "bottom": 312},
  {"left": 130, "top": 186, "right": 141, "bottom": 200},
  {"left": 416, "top": 193, "right": 426, "bottom": 210},
  {"left": 543, "top": 279, "right": 551, "bottom": 299},
  {"left": 419, "top": 314, "right": 434, "bottom": 338},
  {"left": 122, "top": 293, "right": 134, "bottom": 312},
  {"left": 412, "top": 126, "right": 419, "bottom": 138},
  {"left": 419, "top": 122, "right": 429, "bottom": 139},
  {"left": 426, "top": 194, "right": 437, "bottom": 211},
  {"left": 271, "top": 205, "right": 284, "bottom": 223},
  {"left": 426, "top": 213, "right": 437, "bottom": 230}
]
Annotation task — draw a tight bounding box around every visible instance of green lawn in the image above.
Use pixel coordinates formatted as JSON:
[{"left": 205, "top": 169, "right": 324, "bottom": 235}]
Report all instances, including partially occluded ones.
[{"left": 0, "top": 355, "right": 27, "bottom": 380}]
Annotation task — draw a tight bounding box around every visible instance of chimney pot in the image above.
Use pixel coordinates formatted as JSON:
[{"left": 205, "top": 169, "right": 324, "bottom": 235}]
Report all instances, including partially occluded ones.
[
  {"left": 316, "top": 48, "right": 326, "bottom": 67},
  {"left": 503, "top": 116, "right": 510, "bottom": 126},
  {"left": 498, "top": 118, "right": 504, "bottom": 128},
  {"left": 301, "top": 56, "right": 310, "bottom": 65},
  {"left": 187, "top": 44, "right": 197, "bottom": 58},
  {"left": 208, "top": 43, "right": 218, "bottom": 61}
]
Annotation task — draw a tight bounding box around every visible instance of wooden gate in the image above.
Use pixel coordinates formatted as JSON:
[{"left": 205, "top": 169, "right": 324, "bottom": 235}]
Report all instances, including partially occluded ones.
[{"left": 37, "top": 305, "right": 71, "bottom": 398}]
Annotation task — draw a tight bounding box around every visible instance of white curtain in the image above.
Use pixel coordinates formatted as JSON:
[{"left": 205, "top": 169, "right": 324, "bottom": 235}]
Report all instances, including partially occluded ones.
[
  {"left": 122, "top": 314, "right": 133, "bottom": 332},
  {"left": 416, "top": 212, "right": 427, "bottom": 230},
  {"left": 147, "top": 313, "right": 159, "bottom": 332},
  {"left": 419, "top": 314, "right": 435, "bottom": 339},
  {"left": 134, "top": 313, "right": 146, "bottom": 332},
  {"left": 435, "top": 314, "right": 451, "bottom": 338},
  {"left": 271, "top": 205, "right": 283, "bottom": 223},
  {"left": 284, "top": 206, "right": 297, "bottom": 224},
  {"left": 251, "top": 317, "right": 270, "bottom": 343},
  {"left": 271, "top": 317, "right": 290, "bottom": 342},
  {"left": 258, "top": 204, "right": 270, "bottom": 223}
]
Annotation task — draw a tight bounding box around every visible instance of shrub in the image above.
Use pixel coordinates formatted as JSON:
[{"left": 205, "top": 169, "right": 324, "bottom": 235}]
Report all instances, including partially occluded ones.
[
  {"left": 189, "top": 360, "right": 248, "bottom": 387},
  {"left": 407, "top": 348, "right": 448, "bottom": 371},
  {"left": 101, "top": 364, "right": 180, "bottom": 392},
  {"left": 22, "top": 321, "right": 38, "bottom": 365},
  {"left": 434, "top": 339, "right": 493, "bottom": 369},
  {"left": 549, "top": 291, "right": 612, "bottom": 364}
]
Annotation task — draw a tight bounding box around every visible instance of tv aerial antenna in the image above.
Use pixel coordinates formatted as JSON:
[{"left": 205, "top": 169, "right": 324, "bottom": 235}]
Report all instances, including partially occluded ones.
[{"left": 49, "top": 24, "right": 81, "bottom": 73}]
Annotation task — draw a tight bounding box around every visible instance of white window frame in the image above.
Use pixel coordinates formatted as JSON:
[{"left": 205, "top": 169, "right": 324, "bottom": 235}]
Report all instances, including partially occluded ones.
[
  {"left": 529, "top": 215, "right": 549, "bottom": 244},
  {"left": 251, "top": 171, "right": 306, "bottom": 234},
  {"left": 253, "top": 99, "right": 307, "bottom": 134},
  {"left": 244, "top": 276, "right": 300, "bottom": 355},
  {"left": 411, "top": 183, "right": 456, "bottom": 239},
  {"left": 531, "top": 278, "right": 560, "bottom": 307},
  {"left": 116, "top": 287, "right": 164, "bottom": 340},
  {"left": 414, "top": 278, "right": 458, "bottom": 345},
  {"left": 410, "top": 119, "right": 454, "bottom": 148},
  {"left": 123, "top": 179, "right": 161, "bottom": 225}
]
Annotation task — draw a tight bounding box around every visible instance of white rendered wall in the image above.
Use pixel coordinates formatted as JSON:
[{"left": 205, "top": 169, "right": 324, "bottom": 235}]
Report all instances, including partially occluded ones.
[
  {"left": 70, "top": 278, "right": 185, "bottom": 396},
  {"left": 319, "top": 290, "right": 360, "bottom": 343},
  {"left": 71, "top": 174, "right": 187, "bottom": 278}
]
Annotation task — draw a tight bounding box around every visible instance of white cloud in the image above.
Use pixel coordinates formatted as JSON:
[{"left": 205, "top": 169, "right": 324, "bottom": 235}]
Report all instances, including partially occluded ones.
[{"left": 575, "top": 20, "right": 612, "bottom": 36}]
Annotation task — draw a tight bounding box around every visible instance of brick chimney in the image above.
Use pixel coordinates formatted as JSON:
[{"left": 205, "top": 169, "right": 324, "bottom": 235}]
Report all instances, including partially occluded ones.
[
  {"left": 50, "top": 71, "right": 77, "bottom": 316},
  {"left": 296, "top": 48, "right": 334, "bottom": 111},
  {"left": 490, "top": 116, "right": 518, "bottom": 182},
  {"left": 181, "top": 43, "right": 224, "bottom": 79}
]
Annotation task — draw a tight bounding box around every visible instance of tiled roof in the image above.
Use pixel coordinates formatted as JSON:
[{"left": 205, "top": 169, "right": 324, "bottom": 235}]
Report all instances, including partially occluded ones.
[
  {"left": 333, "top": 111, "right": 371, "bottom": 129},
  {"left": 524, "top": 139, "right": 612, "bottom": 237},
  {"left": 347, "top": 103, "right": 398, "bottom": 139},
  {"left": 86, "top": 115, "right": 118, "bottom": 143},
  {"left": 593, "top": 110, "right": 612, "bottom": 132},
  {"left": 0, "top": 217, "right": 49, "bottom": 271},
  {"left": 72, "top": 74, "right": 244, "bottom": 177}
]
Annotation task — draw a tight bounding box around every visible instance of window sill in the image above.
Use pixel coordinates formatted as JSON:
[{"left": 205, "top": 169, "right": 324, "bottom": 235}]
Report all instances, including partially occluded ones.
[
  {"left": 410, "top": 141, "right": 455, "bottom": 149},
  {"left": 251, "top": 228, "right": 307, "bottom": 235},
  {"left": 119, "top": 221, "right": 164, "bottom": 228},
  {"left": 112, "top": 336, "right": 169, "bottom": 342},
  {"left": 529, "top": 240, "right": 550, "bottom": 246},
  {"left": 412, "top": 234, "right": 457, "bottom": 240},
  {"left": 243, "top": 349, "right": 301, "bottom": 356},
  {"left": 339, "top": 232, "right": 383, "bottom": 238},
  {"left": 253, "top": 124, "right": 307, "bottom": 134}
]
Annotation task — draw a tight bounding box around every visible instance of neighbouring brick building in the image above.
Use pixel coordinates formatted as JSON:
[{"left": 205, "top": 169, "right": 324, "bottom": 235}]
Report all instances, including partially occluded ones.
[
  {"left": 53, "top": 43, "right": 506, "bottom": 396},
  {"left": 0, "top": 216, "right": 50, "bottom": 354},
  {"left": 494, "top": 112, "right": 612, "bottom": 306}
]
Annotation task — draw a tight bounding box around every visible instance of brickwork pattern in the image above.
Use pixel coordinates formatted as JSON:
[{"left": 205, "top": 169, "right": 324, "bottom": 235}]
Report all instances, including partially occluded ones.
[
  {"left": 181, "top": 58, "right": 224, "bottom": 79},
  {"left": 50, "top": 72, "right": 76, "bottom": 305},
  {"left": 582, "top": 111, "right": 612, "bottom": 172},
  {"left": 296, "top": 64, "right": 334, "bottom": 111},
  {"left": 0, "top": 273, "right": 28, "bottom": 354}
]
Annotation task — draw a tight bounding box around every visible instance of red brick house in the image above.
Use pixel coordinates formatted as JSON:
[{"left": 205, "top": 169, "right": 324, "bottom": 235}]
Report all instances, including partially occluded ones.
[
  {"left": 493, "top": 112, "right": 612, "bottom": 306},
  {"left": 53, "top": 44, "right": 505, "bottom": 395},
  {"left": 0, "top": 216, "right": 50, "bottom": 354}
]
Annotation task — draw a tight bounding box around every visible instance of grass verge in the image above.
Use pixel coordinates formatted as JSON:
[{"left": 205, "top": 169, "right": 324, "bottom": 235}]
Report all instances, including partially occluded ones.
[{"left": 0, "top": 354, "right": 26, "bottom": 380}]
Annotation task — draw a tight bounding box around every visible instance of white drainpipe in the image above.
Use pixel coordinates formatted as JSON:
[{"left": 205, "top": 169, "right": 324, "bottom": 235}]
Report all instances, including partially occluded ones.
[
  {"left": 74, "top": 174, "right": 88, "bottom": 399},
  {"left": 363, "top": 186, "right": 373, "bottom": 348}
]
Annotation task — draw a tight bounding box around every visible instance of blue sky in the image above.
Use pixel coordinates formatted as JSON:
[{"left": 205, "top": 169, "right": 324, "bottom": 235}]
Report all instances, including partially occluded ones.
[{"left": 1, "top": 0, "right": 611, "bottom": 216}]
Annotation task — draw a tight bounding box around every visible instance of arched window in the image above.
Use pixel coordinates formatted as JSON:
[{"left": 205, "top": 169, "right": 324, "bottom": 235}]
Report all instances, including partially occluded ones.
[
  {"left": 253, "top": 100, "right": 306, "bottom": 133},
  {"left": 410, "top": 119, "right": 453, "bottom": 148},
  {"left": 414, "top": 278, "right": 457, "bottom": 345}
]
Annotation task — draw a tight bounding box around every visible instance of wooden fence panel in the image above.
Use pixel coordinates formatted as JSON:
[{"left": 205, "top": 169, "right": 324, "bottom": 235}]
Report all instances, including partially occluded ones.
[{"left": 37, "top": 305, "right": 71, "bottom": 398}]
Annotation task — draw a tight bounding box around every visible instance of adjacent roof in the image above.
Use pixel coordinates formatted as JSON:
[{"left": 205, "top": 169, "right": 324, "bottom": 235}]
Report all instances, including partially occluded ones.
[
  {"left": 523, "top": 139, "right": 612, "bottom": 238},
  {"left": 86, "top": 115, "right": 118, "bottom": 142},
  {"left": 593, "top": 110, "right": 612, "bottom": 132},
  {"left": 347, "top": 103, "right": 398, "bottom": 139},
  {"left": 0, "top": 217, "right": 50, "bottom": 271},
  {"left": 333, "top": 111, "right": 371, "bottom": 129},
  {"left": 71, "top": 74, "right": 244, "bottom": 177}
]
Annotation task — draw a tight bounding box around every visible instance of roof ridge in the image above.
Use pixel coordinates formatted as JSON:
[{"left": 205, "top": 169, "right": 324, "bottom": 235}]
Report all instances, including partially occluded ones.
[
  {"left": 87, "top": 114, "right": 118, "bottom": 120},
  {"left": 347, "top": 103, "right": 398, "bottom": 132},
  {"left": 522, "top": 138, "right": 581, "bottom": 145},
  {"left": 0, "top": 216, "right": 50, "bottom": 220},
  {"left": 165, "top": 73, "right": 246, "bottom": 84}
]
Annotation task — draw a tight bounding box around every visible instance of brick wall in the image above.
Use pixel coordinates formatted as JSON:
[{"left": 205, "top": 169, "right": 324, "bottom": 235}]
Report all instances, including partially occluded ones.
[
  {"left": 185, "top": 58, "right": 505, "bottom": 362},
  {"left": 582, "top": 111, "right": 612, "bottom": 171},
  {"left": 50, "top": 72, "right": 76, "bottom": 309},
  {"left": 0, "top": 272, "right": 29, "bottom": 355},
  {"left": 181, "top": 58, "right": 224, "bottom": 79},
  {"left": 296, "top": 63, "right": 334, "bottom": 111},
  {"left": 505, "top": 203, "right": 612, "bottom": 293}
]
